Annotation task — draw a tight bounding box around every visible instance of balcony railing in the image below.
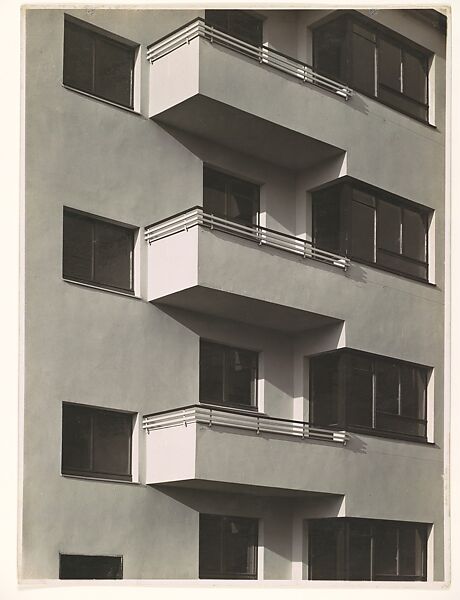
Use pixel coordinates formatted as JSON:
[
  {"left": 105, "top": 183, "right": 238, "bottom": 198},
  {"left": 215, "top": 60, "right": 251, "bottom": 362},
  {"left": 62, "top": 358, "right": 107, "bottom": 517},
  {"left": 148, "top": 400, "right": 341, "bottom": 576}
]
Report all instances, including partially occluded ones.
[
  {"left": 145, "top": 207, "right": 350, "bottom": 270},
  {"left": 147, "top": 18, "right": 353, "bottom": 100},
  {"left": 143, "top": 404, "right": 348, "bottom": 445}
]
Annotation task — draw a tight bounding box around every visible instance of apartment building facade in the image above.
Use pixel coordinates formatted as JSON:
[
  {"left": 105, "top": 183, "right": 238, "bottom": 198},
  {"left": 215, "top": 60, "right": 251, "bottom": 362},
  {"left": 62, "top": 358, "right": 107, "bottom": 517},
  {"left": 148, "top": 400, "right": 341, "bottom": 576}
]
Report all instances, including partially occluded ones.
[{"left": 22, "top": 7, "right": 447, "bottom": 581}]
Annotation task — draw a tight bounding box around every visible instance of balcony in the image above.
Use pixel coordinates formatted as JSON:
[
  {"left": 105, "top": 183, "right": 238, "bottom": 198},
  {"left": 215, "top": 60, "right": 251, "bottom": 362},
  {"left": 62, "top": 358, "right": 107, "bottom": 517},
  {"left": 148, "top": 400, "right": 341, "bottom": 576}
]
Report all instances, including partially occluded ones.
[
  {"left": 145, "top": 207, "right": 349, "bottom": 332},
  {"left": 143, "top": 404, "right": 347, "bottom": 493},
  {"left": 147, "top": 18, "right": 349, "bottom": 169}
]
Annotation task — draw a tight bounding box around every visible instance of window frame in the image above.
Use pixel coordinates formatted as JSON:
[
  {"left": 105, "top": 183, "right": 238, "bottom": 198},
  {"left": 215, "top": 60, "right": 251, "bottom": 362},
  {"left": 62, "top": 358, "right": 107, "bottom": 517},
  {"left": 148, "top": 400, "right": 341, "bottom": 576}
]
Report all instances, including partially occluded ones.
[
  {"left": 312, "top": 11, "right": 431, "bottom": 124},
  {"left": 61, "top": 402, "right": 134, "bottom": 482},
  {"left": 63, "top": 15, "right": 138, "bottom": 110},
  {"left": 59, "top": 553, "right": 123, "bottom": 580},
  {"left": 309, "top": 349, "right": 429, "bottom": 442},
  {"left": 199, "top": 339, "right": 259, "bottom": 411},
  {"left": 63, "top": 207, "right": 136, "bottom": 295},
  {"left": 311, "top": 178, "right": 431, "bottom": 283},
  {"left": 199, "top": 513, "right": 259, "bottom": 580},
  {"left": 308, "top": 518, "right": 428, "bottom": 581}
]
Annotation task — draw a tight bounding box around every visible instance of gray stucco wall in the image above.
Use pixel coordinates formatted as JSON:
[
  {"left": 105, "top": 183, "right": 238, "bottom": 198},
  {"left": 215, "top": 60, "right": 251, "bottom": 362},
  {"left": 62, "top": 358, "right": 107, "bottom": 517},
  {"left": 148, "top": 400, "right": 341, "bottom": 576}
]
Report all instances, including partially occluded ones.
[{"left": 23, "top": 8, "right": 446, "bottom": 581}]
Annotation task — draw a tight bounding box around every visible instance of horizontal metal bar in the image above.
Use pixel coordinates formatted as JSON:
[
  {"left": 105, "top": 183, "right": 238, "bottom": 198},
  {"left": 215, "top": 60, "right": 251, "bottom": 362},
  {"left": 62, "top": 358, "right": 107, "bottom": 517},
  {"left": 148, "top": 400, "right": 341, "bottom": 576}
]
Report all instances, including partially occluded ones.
[
  {"left": 145, "top": 208, "right": 350, "bottom": 270},
  {"left": 147, "top": 18, "right": 352, "bottom": 100},
  {"left": 143, "top": 405, "right": 348, "bottom": 445}
]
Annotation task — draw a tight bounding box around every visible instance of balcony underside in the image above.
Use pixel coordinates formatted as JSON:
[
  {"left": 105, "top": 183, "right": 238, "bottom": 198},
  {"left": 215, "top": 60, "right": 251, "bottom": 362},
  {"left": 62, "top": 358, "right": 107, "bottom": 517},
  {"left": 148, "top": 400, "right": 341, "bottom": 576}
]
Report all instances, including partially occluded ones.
[
  {"left": 154, "top": 285, "right": 340, "bottom": 334},
  {"left": 153, "top": 95, "right": 344, "bottom": 171}
]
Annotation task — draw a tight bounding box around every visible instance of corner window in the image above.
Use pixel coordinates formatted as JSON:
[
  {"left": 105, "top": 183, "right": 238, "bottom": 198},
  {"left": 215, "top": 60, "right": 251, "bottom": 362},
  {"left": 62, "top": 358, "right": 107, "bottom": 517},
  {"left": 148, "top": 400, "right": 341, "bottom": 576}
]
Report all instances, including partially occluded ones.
[
  {"left": 308, "top": 519, "right": 427, "bottom": 581},
  {"left": 63, "top": 209, "right": 135, "bottom": 293},
  {"left": 313, "top": 13, "right": 430, "bottom": 122},
  {"left": 199, "top": 514, "right": 258, "bottom": 579},
  {"left": 312, "top": 179, "right": 430, "bottom": 282},
  {"left": 200, "top": 340, "right": 258, "bottom": 409},
  {"left": 310, "top": 350, "right": 428, "bottom": 441},
  {"left": 59, "top": 554, "right": 123, "bottom": 579},
  {"left": 203, "top": 167, "right": 260, "bottom": 229},
  {"left": 62, "top": 403, "right": 133, "bottom": 481},
  {"left": 205, "top": 10, "right": 263, "bottom": 47},
  {"left": 63, "top": 17, "right": 136, "bottom": 109}
]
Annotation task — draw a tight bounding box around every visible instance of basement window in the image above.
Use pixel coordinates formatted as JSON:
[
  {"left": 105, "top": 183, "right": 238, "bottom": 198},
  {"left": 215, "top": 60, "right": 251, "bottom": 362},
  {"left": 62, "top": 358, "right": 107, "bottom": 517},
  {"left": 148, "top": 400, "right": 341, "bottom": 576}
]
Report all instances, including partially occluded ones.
[
  {"left": 63, "top": 208, "right": 135, "bottom": 294},
  {"left": 199, "top": 514, "right": 258, "bottom": 579},
  {"left": 59, "top": 554, "right": 123, "bottom": 579},
  {"left": 308, "top": 518, "right": 427, "bottom": 581},
  {"left": 62, "top": 403, "right": 133, "bottom": 481},
  {"left": 200, "top": 340, "right": 258, "bottom": 410},
  {"left": 63, "top": 16, "right": 137, "bottom": 109}
]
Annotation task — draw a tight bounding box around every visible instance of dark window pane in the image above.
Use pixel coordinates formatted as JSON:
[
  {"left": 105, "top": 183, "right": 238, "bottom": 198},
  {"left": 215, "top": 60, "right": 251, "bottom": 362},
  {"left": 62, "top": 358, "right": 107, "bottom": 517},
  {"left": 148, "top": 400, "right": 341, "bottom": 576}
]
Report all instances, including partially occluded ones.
[
  {"left": 94, "top": 221, "right": 133, "bottom": 291},
  {"left": 378, "top": 38, "right": 401, "bottom": 92},
  {"left": 374, "top": 524, "right": 398, "bottom": 577},
  {"left": 225, "top": 348, "right": 257, "bottom": 407},
  {"left": 94, "top": 37, "right": 133, "bottom": 108},
  {"left": 203, "top": 168, "right": 227, "bottom": 219},
  {"left": 63, "top": 210, "right": 134, "bottom": 292},
  {"left": 223, "top": 517, "right": 258, "bottom": 576},
  {"left": 403, "top": 208, "right": 427, "bottom": 262},
  {"left": 62, "top": 405, "right": 92, "bottom": 472},
  {"left": 205, "top": 10, "right": 262, "bottom": 47},
  {"left": 312, "top": 188, "right": 341, "bottom": 255},
  {"left": 313, "top": 18, "right": 348, "bottom": 82},
  {"left": 63, "top": 19, "right": 135, "bottom": 108},
  {"left": 203, "top": 168, "right": 259, "bottom": 227},
  {"left": 347, "top": 355, "right": 373, "bottom": 427},
  {"left": 63, "top": 213, "right": 94, "bottom": 282},
  {"left": 309, "top": 520, "right": 343, "bottom": 580},
  {"left": 400, "top": 365, "right": 425, "bottom": 420},
  {"left": 92, "top": 410, "right": 132, "bottom": 477},
  {"left": 63, "top": 22, "right": 94, "bottom": 93},
  {"left": 378, "top": 200, "right": 401, "bottom": 254},
  {"left": 62, "top": 404, "right": 132, "bottom": 480},
  {"left": 376, "top": 412, "right": 426, "bottom": 437},
  {"left": 348, "top": 521, "right": 372, "bottom": 580},
  {"left": 59, "top": 555, "right": 122, "bottom": 579},
  {"left": 377, "top": 250, "right": 427, "bottom": 280},
  {"left": 199, "top": 514, "right": 258, "bottom": 579},
  {"left": 350, "top": 198, "right": 375, "bottom": 262},
  {"left": 352, "top": 27, "right": 376, "bottom": 95},
  {"left": 399, "top": 525, "right": 426, "bottom": 577},
  {"left": 403, "top": 52, "right": 427, "bottom": 104},
  {"left": 310, "top": 354, "right": 341, "bottom": 426},
  {"left": 199, "top": 514, "right": 222, "bottom": 576},
  {"left": 375, "top": 360, "right": 399, "bottom": 414},
  {"left": 200, "top": 342, "right": 224, "bottom": 404}
]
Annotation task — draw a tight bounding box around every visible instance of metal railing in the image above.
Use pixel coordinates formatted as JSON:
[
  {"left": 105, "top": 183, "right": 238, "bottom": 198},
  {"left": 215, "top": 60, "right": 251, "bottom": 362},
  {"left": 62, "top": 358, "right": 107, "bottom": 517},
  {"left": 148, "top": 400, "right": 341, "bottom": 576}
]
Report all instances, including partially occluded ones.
[
  {"left": 147, "top": 18, "right": 353, "bottom": 100},
  {"left": 144, "top": 207, "right": 350, "bottom": 270},
  {"left": 143, "top": 404, "right": 348, "bottom": 445}
]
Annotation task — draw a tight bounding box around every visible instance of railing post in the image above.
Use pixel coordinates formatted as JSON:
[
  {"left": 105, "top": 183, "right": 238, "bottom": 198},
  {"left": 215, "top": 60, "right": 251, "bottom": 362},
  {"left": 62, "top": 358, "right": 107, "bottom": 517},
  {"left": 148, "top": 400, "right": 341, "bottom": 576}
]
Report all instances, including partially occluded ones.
[
  {"left": 209, "top": 408, "right": 213, "bottom": 428},
  {"left": 256, "top": 415, "right": 260, "bottom": 435}
]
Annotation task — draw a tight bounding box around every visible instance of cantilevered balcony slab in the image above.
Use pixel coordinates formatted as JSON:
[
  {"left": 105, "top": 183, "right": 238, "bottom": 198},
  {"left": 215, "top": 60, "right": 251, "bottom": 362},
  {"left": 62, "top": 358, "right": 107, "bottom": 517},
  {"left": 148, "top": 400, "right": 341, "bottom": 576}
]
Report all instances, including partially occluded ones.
[
  {"left": 143, "top": 404, "right": 348, "bottom": 495},
  {"left": 147, "top": 19, "right": 348, "bottom": 170},
  {"left": 145, "top": 208, "right": 349, "bottom": 332}
]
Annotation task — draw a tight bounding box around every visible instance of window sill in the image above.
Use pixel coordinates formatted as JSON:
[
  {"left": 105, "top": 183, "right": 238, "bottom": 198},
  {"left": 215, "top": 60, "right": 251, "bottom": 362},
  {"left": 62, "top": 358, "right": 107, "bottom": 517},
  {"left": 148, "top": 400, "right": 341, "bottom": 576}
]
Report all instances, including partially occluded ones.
[
  {"left": 63, "top": 278, "right": 142, "bottom": 299},
  {"left": 62, "top": 84, "right": 143, "bottom": 117},
  {"left": 62, "top": 473, "right": 141, "bottom": 485}
]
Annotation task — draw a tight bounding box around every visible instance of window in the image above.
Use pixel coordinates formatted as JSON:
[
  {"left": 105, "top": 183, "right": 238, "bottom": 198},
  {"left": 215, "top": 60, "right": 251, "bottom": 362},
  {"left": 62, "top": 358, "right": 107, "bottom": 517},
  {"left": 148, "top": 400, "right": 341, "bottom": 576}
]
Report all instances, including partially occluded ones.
[
  {"left": 312, "top": 179, "right": 430, "bottom": 282},
  {"left": 64, "top": 17, "right": 136, "bottom": 109},
  {"left": 59, "top": 554, "right": 123, "bottom": 579},
  {"left": 205, "top": 10, "right": 263, "bottom": 47},
  {"left": 199, "top": 514, "right": 258, "bottom": 579},
  {"left": 63, "top": 209, "right": 135, "bottom": 293},
  {"left": 200, "top": 340, "right": 258, "bottom": 409},
  {"left": 310, "top": 350, "right": 428, "bottom": 441},
  {"left": 308, "top": 519, "right": 427, "bottom": 581},
  {"left": 62, "top": 403, "right": 133, "bottom": 481},
  {"left": 203, "top": 167, "right": 260, "bottom": 229},
  {"left": 313, "top": 13, "right": 430, "bottom": 122}
]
